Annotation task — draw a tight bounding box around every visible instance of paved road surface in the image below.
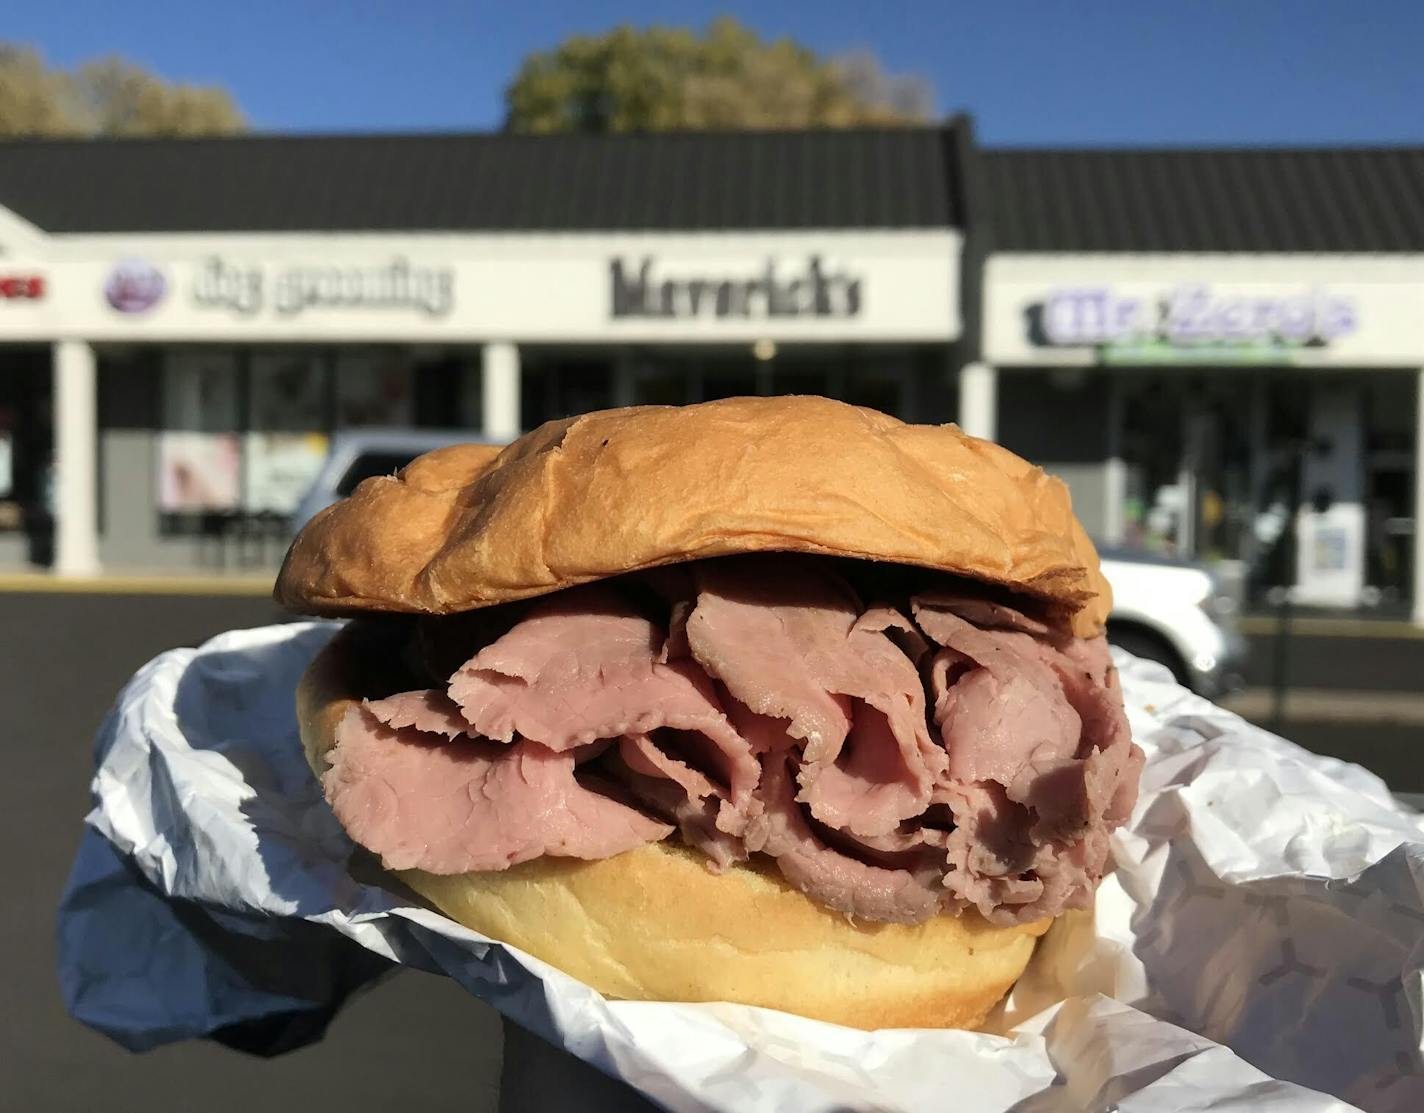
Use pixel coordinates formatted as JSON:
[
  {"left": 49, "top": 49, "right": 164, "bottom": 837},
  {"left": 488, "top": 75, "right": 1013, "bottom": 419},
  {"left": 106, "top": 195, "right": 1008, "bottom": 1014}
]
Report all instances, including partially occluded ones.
[
  {"left": 4, "top": 591, "right": 1419, "bottom": 1112},
  {"left": 1243, "top": 625, "right": 1424, "bottom": 693},
  {"left": 1239, "top": 628, "right": 1424, "bottom": 790},
  {"left": 2, "top": 592, "right": 500, "bottom": 1113}
]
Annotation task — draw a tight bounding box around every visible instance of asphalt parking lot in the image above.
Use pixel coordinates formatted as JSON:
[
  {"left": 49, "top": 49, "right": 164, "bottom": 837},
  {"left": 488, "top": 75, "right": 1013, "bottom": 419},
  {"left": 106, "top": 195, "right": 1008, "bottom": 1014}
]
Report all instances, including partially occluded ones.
[
  {"left": 2, "top": 591, "right": 503, "bottom": 1113},
  {"left": 5, "top": 588, "right": 1419, "bottom": 1111}
]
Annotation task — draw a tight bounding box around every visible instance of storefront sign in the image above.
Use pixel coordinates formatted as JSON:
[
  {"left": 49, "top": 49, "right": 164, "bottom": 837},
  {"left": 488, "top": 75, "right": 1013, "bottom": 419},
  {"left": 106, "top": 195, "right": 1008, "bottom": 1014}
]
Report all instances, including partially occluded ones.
[
  {"left": 105, "top": 259, "right": 167, "bottom": 314},
  {"left": 1032, "top": 285, "right": 1357, "bottom": 353},
  {"left": 610, "top": 255, "right": 862, "bottom": 319},
  {"left": 193, "top": 257, "right": 454, "bottom": 318},
  {"left": 2, "top": 230, "right": 948, "bottom": 342},
  {"left": 0, "top": 274, "right": 43, "bottom": 300}
]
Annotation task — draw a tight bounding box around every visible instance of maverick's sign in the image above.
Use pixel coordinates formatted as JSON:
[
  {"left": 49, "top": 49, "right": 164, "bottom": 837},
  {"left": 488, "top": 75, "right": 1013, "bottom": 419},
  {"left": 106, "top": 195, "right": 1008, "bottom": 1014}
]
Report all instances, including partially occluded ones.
[{"left": 610, "top": 255, "right": 862, "bottom": 320}]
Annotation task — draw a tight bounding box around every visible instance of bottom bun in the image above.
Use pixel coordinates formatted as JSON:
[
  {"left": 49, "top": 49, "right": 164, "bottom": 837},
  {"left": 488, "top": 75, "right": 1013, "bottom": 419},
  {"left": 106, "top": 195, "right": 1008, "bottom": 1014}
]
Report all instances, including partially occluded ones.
[{"left": 297, "top": 624, "right": 1051, "bottom": 1031}]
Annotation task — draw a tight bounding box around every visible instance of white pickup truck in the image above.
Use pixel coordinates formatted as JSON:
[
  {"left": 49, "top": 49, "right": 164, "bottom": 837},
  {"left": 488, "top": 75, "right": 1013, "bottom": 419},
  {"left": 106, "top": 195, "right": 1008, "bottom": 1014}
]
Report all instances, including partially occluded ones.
[{"left": 1099, "top": 548, "right": 1248, "bottom": 699}]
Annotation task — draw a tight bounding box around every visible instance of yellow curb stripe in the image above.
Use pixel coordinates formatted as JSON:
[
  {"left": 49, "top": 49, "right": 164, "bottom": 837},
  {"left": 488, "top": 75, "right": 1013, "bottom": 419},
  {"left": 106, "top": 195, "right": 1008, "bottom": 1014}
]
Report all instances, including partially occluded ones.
[
  {"left": 1223, "top": 687, "right": 1424, "bottom": 726},
  {"left": 1239, "top": 616, "right": 1424, "bottom": 639},
  {"left": 0, "top": 574, "right": 275, "bottom": 597}
]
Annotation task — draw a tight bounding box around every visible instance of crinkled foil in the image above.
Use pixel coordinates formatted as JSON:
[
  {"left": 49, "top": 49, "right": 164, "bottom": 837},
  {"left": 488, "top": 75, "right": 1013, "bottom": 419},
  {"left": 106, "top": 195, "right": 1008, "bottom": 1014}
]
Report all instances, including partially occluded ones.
[{"left": 58, "top": 622, "right": 1424, "bottom": 1111}]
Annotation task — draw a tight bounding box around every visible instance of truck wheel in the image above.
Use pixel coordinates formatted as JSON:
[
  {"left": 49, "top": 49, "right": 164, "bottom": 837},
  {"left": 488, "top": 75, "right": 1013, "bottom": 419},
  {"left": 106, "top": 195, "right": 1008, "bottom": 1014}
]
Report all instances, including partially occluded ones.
[{"left": 1106, "top": 626, "right": 1192, "bottom": 690}]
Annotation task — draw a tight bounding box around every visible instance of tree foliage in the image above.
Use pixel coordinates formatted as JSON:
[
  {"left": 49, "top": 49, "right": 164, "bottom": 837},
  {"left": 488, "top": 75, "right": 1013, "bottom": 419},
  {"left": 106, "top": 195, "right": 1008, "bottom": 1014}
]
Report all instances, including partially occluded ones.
[
  {"left": 0, "top": 45, "right": 246, "bottom": 138},
  {"left": 506, "top": 18, "right": 933, "bottom": 133}
]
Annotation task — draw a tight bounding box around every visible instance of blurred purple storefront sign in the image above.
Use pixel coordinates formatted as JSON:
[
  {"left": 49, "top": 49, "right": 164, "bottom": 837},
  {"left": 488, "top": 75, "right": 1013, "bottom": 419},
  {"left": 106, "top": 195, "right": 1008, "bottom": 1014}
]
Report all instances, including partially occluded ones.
[{"left": 1036, "top": 284, "right": 1358, "bottom": 348}]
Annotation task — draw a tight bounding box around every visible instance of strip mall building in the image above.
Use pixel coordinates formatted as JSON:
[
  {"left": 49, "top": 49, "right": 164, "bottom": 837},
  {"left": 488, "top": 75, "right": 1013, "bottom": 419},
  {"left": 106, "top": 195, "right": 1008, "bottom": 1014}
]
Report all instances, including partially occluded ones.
[{"left": 0, "top": 122, "right": 1420, "bottom": 622}]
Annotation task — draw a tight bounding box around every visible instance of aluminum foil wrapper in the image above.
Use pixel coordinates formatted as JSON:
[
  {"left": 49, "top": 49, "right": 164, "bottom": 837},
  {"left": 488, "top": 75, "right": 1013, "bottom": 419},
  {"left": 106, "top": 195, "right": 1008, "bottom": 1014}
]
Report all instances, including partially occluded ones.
[{"left": 58, "top": 622, "right": 1424, "bottom": 1111}]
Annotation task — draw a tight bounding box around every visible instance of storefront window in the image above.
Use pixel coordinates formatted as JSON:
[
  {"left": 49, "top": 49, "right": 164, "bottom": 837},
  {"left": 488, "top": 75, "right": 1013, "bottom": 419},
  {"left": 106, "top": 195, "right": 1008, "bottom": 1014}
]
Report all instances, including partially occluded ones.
[
  {"left": 1101, "top": 368, "right": 1414, "bottom": 606},
  {"left": 157, "top": 345, "right": 482, "bottom": 538},
  {"left": 762, "top": 360, "right": 833, "bottom": 399},
  {"left": 630, "top": 367, "right": 693, "bottom": 406},
  {"left": 615, "top": 346, "right": 920, "bottom": 418},
  {"left": 698, "top": 359, "right": 758, "bottom": 401},
  {"left": 158, "top": 351, "right": 242, "bottom": 518},
  {"left": 335, "top": 349, "right": 415, "bottom": 427},
  {"left": 840, "top": 370, "right": 903, "bottom": 417},
  {"left": 999, "top": 370, "right": 1115, "bottom": 544},
  {"left": 249, "top": 350, "right": 327, "bottom": 432},
  {"left": 0, "top": 348, "right": 52, "bottom": 551},
  {"left": 1364, "top": 374, "right": 1417, "bottom": 602},
  {"left": 522, "top": 357, "right": 616, "bottom": 428},
  {"left": 245, "top": 351, "right": 330, "bottom": 517},
  {"left": 1113, "top": 373, "right": 1266, "bottom": 563},
  {"left": 162, "top": 350, "right": 240, "bottom": 433}
]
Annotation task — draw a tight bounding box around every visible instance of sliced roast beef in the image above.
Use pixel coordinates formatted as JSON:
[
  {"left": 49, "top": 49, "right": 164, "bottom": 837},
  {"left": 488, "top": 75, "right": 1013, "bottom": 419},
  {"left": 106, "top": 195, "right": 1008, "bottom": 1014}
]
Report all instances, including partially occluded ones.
[
  {"left": 683, "top": 560, "right": 854, "bottom": 754},
  {"left": 323, "top": 705, "right": 672, "bottom": 873},
  {"left": 913, "top": 591, "right": 1052, "bottom": 637},
  {"left": 723, "top": 698, "right": 800, "bottom": 755},
  {"left": 914, "top": 601, "right": 1082, "bottom": 786},
  {"left": 601, "top": 748, "right": 750, "bottom": 872},
  {"left": 323, "top": 557, "right": 1141, "bottom": 928},
  {"left": 913, "top": 596, "right": 1143, "bottom": 924},
  {"left": 447, "top": 584, "right": 759, "bottom": 818},
  {"left": 854, "top": 603, "right": 932, "bottom": 666},
  {"left": 745, "top": 752, "right": 945, "bottom": 923},
  {"left": 795, "top": 700, "right": 932, "bottom": 841},
  {"left": 365, "top": 690, "right": 471, "bottom": 739},
  {"left": 688, "top": 558, "right": 945, "bottom": 837},
  {"left": 619, "top": 731, "right": 721, "bottom": 801}
]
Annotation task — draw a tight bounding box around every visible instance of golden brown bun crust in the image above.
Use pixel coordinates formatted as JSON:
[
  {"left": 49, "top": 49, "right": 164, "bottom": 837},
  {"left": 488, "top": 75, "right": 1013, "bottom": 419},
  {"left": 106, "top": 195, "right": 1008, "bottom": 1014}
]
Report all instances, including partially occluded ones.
[
  {"left": 298, "top": 626, "right": 1050, "bottom": 1031},
  {"left": 276, "top": 397, "right": 1110, "bottom": 638}
]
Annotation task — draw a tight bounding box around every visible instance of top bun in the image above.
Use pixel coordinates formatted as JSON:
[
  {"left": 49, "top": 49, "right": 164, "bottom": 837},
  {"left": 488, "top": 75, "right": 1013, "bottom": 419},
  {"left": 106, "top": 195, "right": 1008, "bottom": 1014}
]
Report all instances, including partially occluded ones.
[{"left": 275, "top": 396, "right": 1110, "bottom": 636}]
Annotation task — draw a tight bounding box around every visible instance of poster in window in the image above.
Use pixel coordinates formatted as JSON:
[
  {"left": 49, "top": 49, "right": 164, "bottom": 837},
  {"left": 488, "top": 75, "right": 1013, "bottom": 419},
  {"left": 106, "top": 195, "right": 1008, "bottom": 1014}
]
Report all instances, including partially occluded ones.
[
  {"left": 0, "top": 431, "right": 12, "bottom": 499},
  {"left": 158, "top": 433, "right": 241, "bottom": 512},
  {"left": 1312, "top": 525, "right": 1349, "bottom": 573},
  {"left": 243, "top": 432, "right": 329, "bottom": 514}
]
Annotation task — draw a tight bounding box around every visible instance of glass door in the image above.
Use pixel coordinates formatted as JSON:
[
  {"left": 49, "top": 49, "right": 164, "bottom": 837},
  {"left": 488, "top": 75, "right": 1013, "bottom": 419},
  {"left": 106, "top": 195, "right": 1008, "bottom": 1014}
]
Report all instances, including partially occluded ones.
[{"left": 0, "top": 347, "right": 54, "bottom": 565}]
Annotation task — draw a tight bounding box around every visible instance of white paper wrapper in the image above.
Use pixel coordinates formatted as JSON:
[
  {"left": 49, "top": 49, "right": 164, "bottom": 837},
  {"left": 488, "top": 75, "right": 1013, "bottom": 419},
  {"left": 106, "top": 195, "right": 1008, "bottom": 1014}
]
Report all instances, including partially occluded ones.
[{"left": 58, "top": 621, "right": 1424, "bottom": 1112}]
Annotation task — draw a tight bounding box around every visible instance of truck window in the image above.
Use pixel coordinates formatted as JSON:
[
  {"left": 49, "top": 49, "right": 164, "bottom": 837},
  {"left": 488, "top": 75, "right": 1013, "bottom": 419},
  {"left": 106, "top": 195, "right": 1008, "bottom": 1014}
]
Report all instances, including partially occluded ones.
[{"left": 336, "top": 452, "right": 417, "bottom": 496}]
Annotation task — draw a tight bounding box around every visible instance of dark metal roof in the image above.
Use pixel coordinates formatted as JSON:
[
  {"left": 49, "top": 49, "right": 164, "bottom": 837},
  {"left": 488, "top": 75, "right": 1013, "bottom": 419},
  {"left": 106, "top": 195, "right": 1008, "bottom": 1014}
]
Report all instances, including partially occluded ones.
[
  {"left": 984, "top": 147, "right": 1424, "bottom": 253},
  {"left": 0, "top": 128, "right": 962, "bottom": 235}
]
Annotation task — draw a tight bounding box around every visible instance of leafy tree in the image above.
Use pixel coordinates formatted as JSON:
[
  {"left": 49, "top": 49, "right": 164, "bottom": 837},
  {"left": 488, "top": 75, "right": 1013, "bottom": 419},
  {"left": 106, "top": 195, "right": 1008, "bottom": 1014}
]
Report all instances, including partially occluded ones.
[
  {"left": 0, "top": 45, "right": 246, "bottom": 138},
  {"left": 506, "top": 18, "right": 933, "bottom": 132},
  {"left": 0, "top": 46, "right": 80, "bottom": 137},
  {"left": 69, "top": 56, "right": 245, "bottom": 137}
]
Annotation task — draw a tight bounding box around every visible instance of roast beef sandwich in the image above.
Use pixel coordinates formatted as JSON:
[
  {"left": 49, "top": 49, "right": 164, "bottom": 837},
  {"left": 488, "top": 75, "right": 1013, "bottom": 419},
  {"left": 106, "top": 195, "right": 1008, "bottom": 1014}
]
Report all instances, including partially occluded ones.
[{"left": 276, "top": 395, "right": 1143, "bottom": 1031}]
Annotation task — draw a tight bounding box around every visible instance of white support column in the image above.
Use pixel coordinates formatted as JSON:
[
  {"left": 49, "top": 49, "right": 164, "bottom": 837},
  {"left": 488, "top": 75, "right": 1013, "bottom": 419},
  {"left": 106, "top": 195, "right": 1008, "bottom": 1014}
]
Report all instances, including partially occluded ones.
[
  {"left": 1103, "top": 374, "right": 1126, "bottom": 546},
  {"left": 481, "top": 341, "right": 521, "bottom": 443},
  {"left": 958, "top": 361, "right": 997, "bottom": 442},
  {"left": 54, "top": 339, "right": 100, "bottom": 576},
  {"left": 1177, "top": 407, "right": 1199, "bottom": 561},
  {"left": 1413, "top": 369, "right": 1424, "bottom": 626}
]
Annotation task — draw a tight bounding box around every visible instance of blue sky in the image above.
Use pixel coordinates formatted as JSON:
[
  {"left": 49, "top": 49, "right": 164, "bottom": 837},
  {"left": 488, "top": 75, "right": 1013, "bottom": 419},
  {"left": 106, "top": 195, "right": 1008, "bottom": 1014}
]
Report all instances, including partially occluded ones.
[{"left": 8, "top": 1, "right": 1423, "bottom": 145}]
